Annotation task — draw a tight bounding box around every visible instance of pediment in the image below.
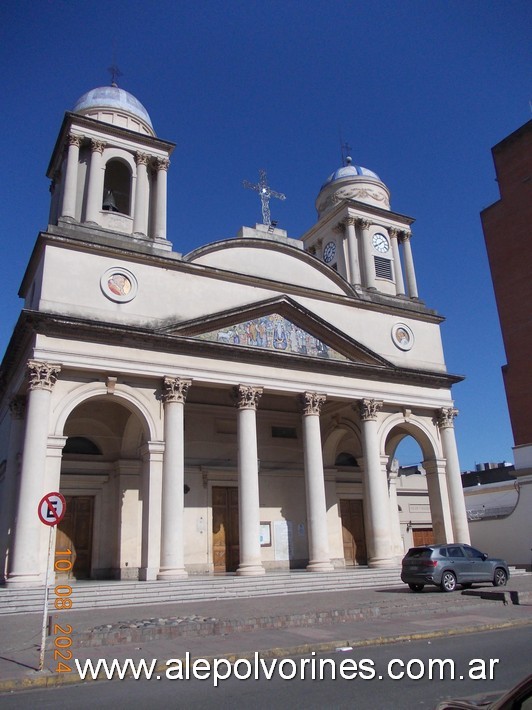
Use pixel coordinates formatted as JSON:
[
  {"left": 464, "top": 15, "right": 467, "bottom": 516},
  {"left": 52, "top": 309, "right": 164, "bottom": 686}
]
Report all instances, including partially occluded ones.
[{"left": 164, "top": 296, "right": 393, "bottom": 368}]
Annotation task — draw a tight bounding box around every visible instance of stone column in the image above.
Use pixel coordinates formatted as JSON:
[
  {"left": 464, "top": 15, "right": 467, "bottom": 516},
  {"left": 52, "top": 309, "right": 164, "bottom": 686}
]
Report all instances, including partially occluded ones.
[
  {"left": 387, "top": 458, "right": 403, "bottom": 560},
  {"left": 357, "top": 219, "right": 376, "bottom": 290},
  {"left": 154, "top": 157, "right": 169, "bottom": 241},
  {"left": 389, "top": 228, "right": 406, "bottom": 296},
  {"left": 139, "top": 441, "right": 164, "bottom": 580},
  {"left": 158, "top": 377, "right": 192, "bottom": 580},
  {"left": 234, "top": 385, "right": 265, "bottom": 576},
  {"left": 84, "top": 139, "right": 106, "bottom": 223},
  {"left": 61, "top": 134, "right": 82, "bottom": 220},
  {"left": 300, "top": 392, "right": 333, "bottom": 572},
  {"left": 358, "top": 399, "right": 394, "bottom": 567},
  {"left": 0, "top": 397, "right": 26, "bottom": 582},
  {"left": 133, "top": 152, "right": 150, "bottom": 236},
  {"left": 8, "top": 361, "right": 61, "bottom": 587},
  {"left": 345, "top": 217, "right": 362, "bottom": 285},
  {"left": 401, "top": 231, "right": 419, "bottom": 299},
  {"left": 423, "top": 458, "right": 454, "bottom": 543},
  {"left": 437, "top": 408, "right": 470, "bottom": 544}
]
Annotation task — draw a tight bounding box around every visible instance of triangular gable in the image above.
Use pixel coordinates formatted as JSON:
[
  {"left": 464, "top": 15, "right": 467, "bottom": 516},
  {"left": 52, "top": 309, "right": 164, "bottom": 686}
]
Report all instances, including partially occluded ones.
[
  {"left": 163, "top": 296, "right": 394, "bottom": 368},
  {"left": 195, "top": 313, "right": 348, "bottom": 361}
]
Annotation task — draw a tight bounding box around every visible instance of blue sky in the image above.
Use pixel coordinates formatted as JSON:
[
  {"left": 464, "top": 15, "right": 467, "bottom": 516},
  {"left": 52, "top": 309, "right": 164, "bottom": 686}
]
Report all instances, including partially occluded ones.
[{"left": 1, "top": 1, "right": 530, "bottom": 470}]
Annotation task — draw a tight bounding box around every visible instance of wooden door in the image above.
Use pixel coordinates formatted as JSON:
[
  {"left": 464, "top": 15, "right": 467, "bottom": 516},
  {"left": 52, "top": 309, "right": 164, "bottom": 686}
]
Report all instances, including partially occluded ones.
[
  {"left": 413, "top": 528, "right": 434, "bottom": 546},
  {"left": 55, "top": 496, "right": 94, "bottom": 579},
  {"left": 340, "top": 499, "right": 367, "bottom": 566},
  {"left": 212, "top": 487, "right": 239, "bottom": 573}
]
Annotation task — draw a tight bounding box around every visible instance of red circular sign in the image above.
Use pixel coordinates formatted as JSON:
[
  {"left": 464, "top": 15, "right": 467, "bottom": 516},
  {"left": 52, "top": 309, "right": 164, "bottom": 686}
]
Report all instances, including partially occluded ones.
[{"left": 38, "top": 492, "right": 66, "bottom": 527}]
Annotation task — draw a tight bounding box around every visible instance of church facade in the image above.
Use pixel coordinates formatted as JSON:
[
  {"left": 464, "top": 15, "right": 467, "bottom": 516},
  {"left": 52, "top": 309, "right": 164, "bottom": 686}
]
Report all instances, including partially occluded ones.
[{"left": 0, "top": 85, "right": 469, "bottom": 586}]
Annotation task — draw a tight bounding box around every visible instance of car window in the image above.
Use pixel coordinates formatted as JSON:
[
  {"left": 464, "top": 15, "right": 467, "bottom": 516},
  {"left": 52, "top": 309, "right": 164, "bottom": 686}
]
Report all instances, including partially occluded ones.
[
  {"left": 464, "top": 546, "right": 484, "bottom": 559},
  {"left": 406, "top": 548, "right": 432, "bottom": 559},
  {"left": 439, "top": 548, "right": 448, "bottom": 557},
  {"left": 448, "top": 547, "right": 465, "bottom": 558}
]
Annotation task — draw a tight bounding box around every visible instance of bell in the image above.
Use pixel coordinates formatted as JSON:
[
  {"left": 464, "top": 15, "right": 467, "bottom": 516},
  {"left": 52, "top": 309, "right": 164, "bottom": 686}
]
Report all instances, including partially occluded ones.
[{"left": 102, "top": 189, "right": 118, "bottom": 211}]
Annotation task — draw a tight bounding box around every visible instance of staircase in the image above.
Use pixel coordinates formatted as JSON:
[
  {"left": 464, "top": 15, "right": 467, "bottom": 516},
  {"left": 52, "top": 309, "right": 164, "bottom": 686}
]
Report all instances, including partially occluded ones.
[
  {"left": 2, "top": 566, "right": 527, "bottom": 616},
  {"left": 0, "top": 567, "right": 403, "bottom": 615}
]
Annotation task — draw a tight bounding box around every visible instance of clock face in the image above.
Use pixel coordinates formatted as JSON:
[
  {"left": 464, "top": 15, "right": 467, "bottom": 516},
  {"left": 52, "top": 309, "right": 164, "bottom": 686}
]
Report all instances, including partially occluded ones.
[
  {"left": 323, "top": 241, "right": 336, "bottom": 263},
  {"left": 372, "top": 232, "right": 390, "bottom": 253}
]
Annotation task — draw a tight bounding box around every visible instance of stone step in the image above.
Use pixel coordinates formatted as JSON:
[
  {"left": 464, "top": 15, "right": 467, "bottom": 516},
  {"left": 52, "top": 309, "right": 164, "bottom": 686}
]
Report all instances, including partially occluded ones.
[
  {"left": 0, "top": 568, "right": 403, "bottom": 614},
  {"left": 1, "top": 567, "right": 527, "bottom": 615}
]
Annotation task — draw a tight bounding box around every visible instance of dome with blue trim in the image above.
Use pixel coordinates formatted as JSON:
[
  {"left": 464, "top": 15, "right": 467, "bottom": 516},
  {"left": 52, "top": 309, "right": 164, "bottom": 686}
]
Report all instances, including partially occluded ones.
[
  {"left": 322, "top": 157, "right": 380, "bottom": 187},
  {"left": 316, "top": 156, "right": 390, "bottom": 216},
  {"left": 72, "top": 84, "right": 155, "bottom": 136}
]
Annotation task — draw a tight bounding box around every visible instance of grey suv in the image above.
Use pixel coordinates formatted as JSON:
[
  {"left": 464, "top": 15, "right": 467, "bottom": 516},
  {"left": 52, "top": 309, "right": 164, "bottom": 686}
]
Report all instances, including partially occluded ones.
[{"left": 401, "top": 543, "right": 510, "bottom": 592}]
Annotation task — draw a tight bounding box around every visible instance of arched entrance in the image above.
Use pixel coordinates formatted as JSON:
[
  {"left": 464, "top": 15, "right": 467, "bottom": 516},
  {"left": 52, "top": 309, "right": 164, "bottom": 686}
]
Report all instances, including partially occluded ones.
[
  {"left": 384, "top": 419, "right": 453, "bottom": 552},
  {"left": 58, "top": 396, "right": 148, "bottom": 580}
]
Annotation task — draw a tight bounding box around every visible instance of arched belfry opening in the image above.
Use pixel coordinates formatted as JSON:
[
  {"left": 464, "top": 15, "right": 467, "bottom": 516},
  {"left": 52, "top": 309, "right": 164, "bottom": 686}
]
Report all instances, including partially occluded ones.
[
  {"left": 102, "top": 159, "right": 132, "bottom": 215},
  {"left": 58, "top": 397, "right": 148, "bottom": 580}
]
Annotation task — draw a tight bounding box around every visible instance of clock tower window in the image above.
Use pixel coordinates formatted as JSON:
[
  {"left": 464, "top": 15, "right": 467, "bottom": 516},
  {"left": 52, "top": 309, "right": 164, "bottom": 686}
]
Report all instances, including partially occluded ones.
[{"left": 374, "top": 256, "right": 393, "bottom": 280}]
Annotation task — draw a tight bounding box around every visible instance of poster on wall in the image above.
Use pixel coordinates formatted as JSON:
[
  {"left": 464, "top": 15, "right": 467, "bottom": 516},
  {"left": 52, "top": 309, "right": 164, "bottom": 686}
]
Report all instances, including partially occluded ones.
[{"left": 274, "top": 520, "right": 293, "bottom": 561}]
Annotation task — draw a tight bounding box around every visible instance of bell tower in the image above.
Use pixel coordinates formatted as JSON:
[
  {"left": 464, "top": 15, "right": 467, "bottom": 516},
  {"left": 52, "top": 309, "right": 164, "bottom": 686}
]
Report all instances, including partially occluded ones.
[
  {"left": 301, "top": 157, "right": 419, "bottom": 300},
  {"left": 47, "top": 83, "right": 175, "bottom": 251}
]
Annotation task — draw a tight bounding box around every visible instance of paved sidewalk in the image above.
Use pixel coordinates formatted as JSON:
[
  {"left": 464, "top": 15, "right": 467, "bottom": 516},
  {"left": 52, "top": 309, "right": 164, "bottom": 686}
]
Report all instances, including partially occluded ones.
[{"left": 0, "top": 575, "right": 531, "bottom": 693}]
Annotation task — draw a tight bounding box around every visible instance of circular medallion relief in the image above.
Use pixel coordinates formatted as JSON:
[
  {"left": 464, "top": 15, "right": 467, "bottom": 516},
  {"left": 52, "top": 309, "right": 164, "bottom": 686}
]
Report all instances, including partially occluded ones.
[
  {"left": 101, "top": 267, "right": 138, "bottom": 303},
  {"left": 391, "top": 323, "right": 414, "bottom": 351}
]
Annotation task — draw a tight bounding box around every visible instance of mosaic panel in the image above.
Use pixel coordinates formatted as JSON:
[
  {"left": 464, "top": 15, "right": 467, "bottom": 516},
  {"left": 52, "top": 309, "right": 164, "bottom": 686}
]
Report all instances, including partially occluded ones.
[{"left": 195, "top": 314, "right": 348, "bottom": 361}]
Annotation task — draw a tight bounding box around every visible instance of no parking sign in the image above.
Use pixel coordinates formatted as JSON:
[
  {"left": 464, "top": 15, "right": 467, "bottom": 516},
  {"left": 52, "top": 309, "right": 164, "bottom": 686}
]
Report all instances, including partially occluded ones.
[{"left": 37, "top": 491, "right": 66, "bottom": 527}]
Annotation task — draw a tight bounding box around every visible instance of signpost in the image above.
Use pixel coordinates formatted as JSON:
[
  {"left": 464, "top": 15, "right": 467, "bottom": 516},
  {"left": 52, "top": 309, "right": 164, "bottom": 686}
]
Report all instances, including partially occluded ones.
[{"left": 38, "top": 492, "right": 66, "bottom": 671}]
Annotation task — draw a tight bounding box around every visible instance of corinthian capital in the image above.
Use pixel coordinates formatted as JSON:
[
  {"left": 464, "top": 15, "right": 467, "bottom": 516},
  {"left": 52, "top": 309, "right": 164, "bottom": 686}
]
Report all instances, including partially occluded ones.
[
  {"left": 233, "top": 384, "right": 263, "bottom": 410},
  {"left": 388, "top": 227, "right": 399, "bottom": 239},
  {"left": 437, "top": 407, "right": 459, "bottom": 429},
  {"left": 400, "top": 230, "right": 412, "bottom": 242},
  {"left": 156, "top": 157, "right": 170, "bottom": 172},
  {"left": 299, "top": 391, "right": 326, "bottom": 416},
  {"left": 357, "top": 218, "right": 371, "bottom": 230},
  {"left": 162, "top": 377, "right": 192, "bottom": 404},
  {"left": 344, "top": 216, "right": 357, "bottom": 227},
  {"left": 358, "top": 398, "right": 383, "bottom": 421},
  {"left": 67, "top": 133, "right": 83, "bottom": 148},
  {"left": 90, "top": 139, "right": 106, "bottom": 154},
  {"left": 135, "top": 152, "right": 150, "bottom": 166},
  {"left": 27, "top": 361, "right": 61, "bottom": 392}
]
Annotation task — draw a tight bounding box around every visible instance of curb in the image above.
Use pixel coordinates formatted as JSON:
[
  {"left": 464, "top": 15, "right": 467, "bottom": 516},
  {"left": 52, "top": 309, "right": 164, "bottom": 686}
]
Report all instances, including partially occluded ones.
[{"left": 1, "top": 617, "right": 531, "bottom": 694}]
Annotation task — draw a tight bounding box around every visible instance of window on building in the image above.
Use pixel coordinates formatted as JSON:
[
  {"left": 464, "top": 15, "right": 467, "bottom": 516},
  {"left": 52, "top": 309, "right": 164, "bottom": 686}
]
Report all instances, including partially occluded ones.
[
  {"left": 374, "top": 256, "right": 393, "bottom": 280},
  {"left": 271, "top": 426, "right": 297, "bottom": 439},
  {"left": 63, "top": 436, "right": 101, "bottom": 455},
  {"left": 335, "top": 452, "right": 358, "bottom": 466},
  {"left": 102, "top": 159, "right": 131, "bottom": 215}
]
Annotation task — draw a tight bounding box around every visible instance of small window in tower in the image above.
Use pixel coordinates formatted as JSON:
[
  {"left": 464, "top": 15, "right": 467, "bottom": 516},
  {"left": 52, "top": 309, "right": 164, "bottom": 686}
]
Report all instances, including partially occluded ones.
[
  {"left": 102, "top": 159, "right": 131, "bottom": 215},
  {"left": 374, "top": 256, "right": 393, "bottom": 280}
]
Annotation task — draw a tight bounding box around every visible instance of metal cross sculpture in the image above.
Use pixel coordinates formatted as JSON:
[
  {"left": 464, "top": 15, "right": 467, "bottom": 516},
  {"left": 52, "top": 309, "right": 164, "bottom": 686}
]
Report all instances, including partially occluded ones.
[{"left": 242, "top": 169, "right": 286, "bottom": 227}]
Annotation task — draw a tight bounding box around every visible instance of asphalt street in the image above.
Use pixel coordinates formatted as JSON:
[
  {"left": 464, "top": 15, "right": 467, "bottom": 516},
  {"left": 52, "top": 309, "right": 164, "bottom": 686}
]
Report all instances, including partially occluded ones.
[{"left": 1, "top": 626, "right": 530, "bottom": 709}]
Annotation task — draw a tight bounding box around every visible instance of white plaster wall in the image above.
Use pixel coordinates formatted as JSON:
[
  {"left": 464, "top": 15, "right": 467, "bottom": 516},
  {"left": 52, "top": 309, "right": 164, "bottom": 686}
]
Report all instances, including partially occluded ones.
[
  {"left": 468, "top": 477, "right": 532, "bottom": 569},
  {"left": 34, "top": 243, "right": 448, "bottom": 375}
]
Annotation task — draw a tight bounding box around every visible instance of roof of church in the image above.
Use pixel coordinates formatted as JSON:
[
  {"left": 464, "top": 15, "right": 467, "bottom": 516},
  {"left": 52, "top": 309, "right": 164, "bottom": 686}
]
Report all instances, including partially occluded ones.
[
  {"left": 322, "top": 157, "right": 380, "bottom": 187},
  {"left": 72, "top": 85, "right": 153, "bottom": 130}
]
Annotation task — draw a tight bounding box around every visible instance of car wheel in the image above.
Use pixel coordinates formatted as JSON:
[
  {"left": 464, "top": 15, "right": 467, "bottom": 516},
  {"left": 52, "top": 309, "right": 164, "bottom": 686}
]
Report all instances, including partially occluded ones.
[
  {"left": 440, "top": 571, "right": 457, "bottom": 592},
  {"left": 493, "top": 568, "right": 508, "bottom": 587},
  {"left": 408, "top": 583, "right": 424, "bottom": 592}
]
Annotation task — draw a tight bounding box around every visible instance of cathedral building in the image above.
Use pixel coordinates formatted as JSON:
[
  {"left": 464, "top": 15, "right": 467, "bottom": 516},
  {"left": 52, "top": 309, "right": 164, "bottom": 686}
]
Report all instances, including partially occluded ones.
[{"left": 0, "top": 84, "right": 469, "bottom": 586}]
